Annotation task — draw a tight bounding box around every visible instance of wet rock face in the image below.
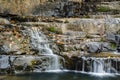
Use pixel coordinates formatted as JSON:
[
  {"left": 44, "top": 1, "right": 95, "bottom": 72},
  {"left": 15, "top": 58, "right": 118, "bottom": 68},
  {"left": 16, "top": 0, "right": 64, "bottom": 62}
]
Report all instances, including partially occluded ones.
[
  {"left": 0, "top": 55, "right": 51, "bottom": 73},
  {"left": 9, "top": 55, "right": 63, "bottom": 72},
  {"left": 74, "top": 57, "right": 120, "bottom": 73},
  {"left": 14, "top": 56, "right": 50, "bottom": 71}
]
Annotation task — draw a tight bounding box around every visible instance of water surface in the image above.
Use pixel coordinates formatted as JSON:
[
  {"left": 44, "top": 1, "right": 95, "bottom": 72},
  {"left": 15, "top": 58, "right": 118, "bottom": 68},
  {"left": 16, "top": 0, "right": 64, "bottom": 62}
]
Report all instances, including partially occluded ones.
[{"left": 4, "top": 71, "right": 120, "bottom": 80}]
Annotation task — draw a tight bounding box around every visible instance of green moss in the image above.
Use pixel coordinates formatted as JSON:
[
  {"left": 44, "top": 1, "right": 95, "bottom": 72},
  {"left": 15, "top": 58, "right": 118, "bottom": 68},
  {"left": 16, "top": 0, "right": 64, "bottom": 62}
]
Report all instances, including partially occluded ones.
[
  {"left": 110, "top": 42, "right": 117, "bottom": 49},
  {"left": 47, "top": 26, "right": 62, "bottom": 34},
  {"left": 31, "top": 60, "right": 41, "bottom": 65},
  {"left": 97, "top": 6, "right": 110, "bottom": 12},
  {"left": 47, "top": 26, "right": 57, "bottom": 32}
]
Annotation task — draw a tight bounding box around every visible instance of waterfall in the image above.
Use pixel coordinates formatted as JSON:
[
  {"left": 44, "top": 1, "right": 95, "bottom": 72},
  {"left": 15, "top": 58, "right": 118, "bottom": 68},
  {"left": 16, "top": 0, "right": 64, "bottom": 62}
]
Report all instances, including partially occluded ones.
[
  {"left": 0, "top": 55, "right": 15, "bottom": 69},
  {"left": 0, "top": 55, "right": 10, "bottom": 69},
  {"left": 93, "top": 59, "right": 105, "bottom": 73},
  {"left": 29, "top": 27, "right": 51, "bottom": 54},
  {"left": 28, "top": 27, "right": 61, "bottom": 70},
  {"left": 78, "top": 57, "right": 120, "bottom": 74}
]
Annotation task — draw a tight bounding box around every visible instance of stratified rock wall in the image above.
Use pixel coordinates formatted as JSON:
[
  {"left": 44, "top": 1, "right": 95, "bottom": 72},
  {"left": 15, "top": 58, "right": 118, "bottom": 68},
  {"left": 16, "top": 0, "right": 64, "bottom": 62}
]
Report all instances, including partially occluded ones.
[{"left": 0, "top": 0, "right": 119, "bottom": 16}]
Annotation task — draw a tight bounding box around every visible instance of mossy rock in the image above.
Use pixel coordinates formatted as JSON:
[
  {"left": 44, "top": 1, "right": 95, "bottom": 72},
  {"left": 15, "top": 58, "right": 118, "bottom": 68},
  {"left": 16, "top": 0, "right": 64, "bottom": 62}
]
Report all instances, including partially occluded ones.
[
  {"left": 47, "top": 26, "right": 62, "bottom": 34},
  {"left": 47, "top": 26, "right": 56, "bottom": 32},
  {"left": 110, "top": 42, "right": 117, "bottom": 49},
  {"left": 97, "top": 6, "right": 110, "bottom": 12},
  {"left": 31, "top": 60, "right": 42, "bottom": 65}
]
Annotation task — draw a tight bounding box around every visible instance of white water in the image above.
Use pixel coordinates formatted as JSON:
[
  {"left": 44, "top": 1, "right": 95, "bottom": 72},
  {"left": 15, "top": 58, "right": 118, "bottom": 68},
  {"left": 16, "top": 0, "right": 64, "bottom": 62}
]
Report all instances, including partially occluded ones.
[
  {"left": 80, "top": 57, "right": 120, "bottom": 74},
  {"left": 29, "top": 27, "right": 51, "bottom": 54},
  {"left": 29, "top": 27, "right": 61, "bottom": 70},
  {"left": 93, "top": 59, "right": 105, "bottom": 73},
  {"left": 0, "top": 55, "right": 16, "bottom": 69},
  {"left": 0, "top": 56, "right": 10, "bottom": 69}
]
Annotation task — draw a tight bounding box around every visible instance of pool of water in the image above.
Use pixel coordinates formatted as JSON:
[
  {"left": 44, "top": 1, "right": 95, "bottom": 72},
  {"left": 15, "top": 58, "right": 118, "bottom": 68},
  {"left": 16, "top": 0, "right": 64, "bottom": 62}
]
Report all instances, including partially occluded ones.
[{"left": 3, "top": 71, "right": 120, "bottom": 80}]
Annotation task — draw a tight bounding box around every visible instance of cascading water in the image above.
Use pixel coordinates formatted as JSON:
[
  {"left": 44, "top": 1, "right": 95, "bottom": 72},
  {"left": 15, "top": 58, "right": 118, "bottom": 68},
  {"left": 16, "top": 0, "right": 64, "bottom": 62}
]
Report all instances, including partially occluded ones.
[
  {"left": 76, "top": 57, "right": 120, "bottom": 74},
  {"left": 28, "top": 27, "right": 61, "bottom": 71},
  {"left": 0, "top": 55, "right": 10, "bottom": 69},
  {"left": 93, "top": 59, "right": 105, "bottom": 73},
  {"left": 29, "top": 27, "right": 51, "bottom": 54}
]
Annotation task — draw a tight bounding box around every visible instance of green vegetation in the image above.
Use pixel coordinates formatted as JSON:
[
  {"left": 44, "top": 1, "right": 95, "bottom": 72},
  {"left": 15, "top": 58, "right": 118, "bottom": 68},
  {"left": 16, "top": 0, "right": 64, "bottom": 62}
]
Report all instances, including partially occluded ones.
[
  {"left": 97, "top": 6, "right": 119, "bottom": 14},
  {"left": 31, "top": 60, "right": 40, "bottom": 65},
  {"left": 110, "top": 42, "right": 117, "bottom": 49},
  {"left": 97, "top": 6, "right": 110, "bottom": 12},
  {"left": 47, "top": 26, "right": 62, "bottom": 34},
  {"left": 47, "top": 26, "right": 57, "bottom": 33}
]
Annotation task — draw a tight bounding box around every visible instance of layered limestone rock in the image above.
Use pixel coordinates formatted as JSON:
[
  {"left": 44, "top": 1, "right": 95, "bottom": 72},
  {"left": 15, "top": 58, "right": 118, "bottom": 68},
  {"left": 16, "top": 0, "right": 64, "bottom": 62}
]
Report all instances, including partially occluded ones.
[
  {"left": 0, "top": 0, "right": 119, "bottom": 16},
  {"left": 0, "top": 15, "right": 120, "bottom": 73},
  {"left": 0, "top": 16, "right": 119, "bottom": 56},
  {"left": 0, "top": 0, "right": 120, "bottom": 73}
]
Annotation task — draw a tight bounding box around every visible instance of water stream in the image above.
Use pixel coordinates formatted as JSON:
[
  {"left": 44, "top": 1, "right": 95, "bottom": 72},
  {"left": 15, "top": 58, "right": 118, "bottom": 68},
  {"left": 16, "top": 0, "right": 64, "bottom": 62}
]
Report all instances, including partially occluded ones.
[
  {"left": 0, "top": 27, "right": 62, "bottom": 72},
  {"left": 28, "top": 27, "right": 61, "bottom": 70},
  {"left": 76, "top": 57, "right": 120, "bottom": 74}
]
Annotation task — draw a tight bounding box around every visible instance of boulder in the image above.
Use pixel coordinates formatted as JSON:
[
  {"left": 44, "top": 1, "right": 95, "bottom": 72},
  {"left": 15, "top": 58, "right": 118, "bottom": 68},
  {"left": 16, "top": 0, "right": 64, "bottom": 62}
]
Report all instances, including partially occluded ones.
[
  {"left": 0, "top": 18, "right": 10, "bottom": 24},
  {"left": 85, "top": 42, "right": 114, "bottom": 53},
  {"left": 106, "top": 33, "right": 116, "bottom": 42},
  {"left": 86, "top": 42, "right": 100, "bottom": 53}
]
